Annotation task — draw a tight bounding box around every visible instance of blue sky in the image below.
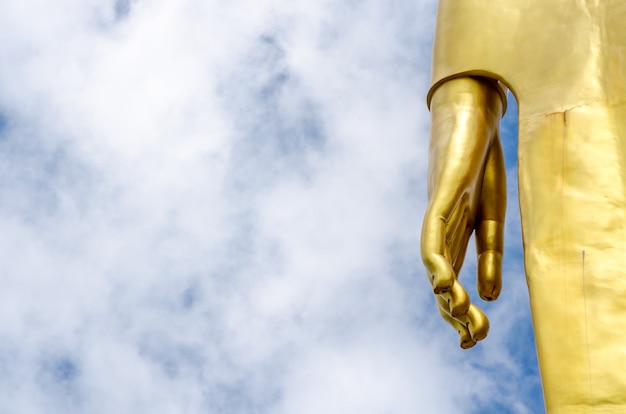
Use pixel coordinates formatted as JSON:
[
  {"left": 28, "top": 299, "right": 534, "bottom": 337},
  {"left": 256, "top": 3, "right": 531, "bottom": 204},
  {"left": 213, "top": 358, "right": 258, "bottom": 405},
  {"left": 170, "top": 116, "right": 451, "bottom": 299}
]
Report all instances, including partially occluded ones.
[{"left": 0, "top": 1, "right": 545, "bottom": 412}]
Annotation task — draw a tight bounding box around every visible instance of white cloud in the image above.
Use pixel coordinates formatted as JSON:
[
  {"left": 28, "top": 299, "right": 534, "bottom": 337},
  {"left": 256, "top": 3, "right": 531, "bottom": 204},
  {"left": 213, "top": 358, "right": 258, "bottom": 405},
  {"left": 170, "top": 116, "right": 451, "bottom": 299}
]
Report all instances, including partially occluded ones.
[{"left": 0, "top": 0, "right": 541, "bottom": 413}]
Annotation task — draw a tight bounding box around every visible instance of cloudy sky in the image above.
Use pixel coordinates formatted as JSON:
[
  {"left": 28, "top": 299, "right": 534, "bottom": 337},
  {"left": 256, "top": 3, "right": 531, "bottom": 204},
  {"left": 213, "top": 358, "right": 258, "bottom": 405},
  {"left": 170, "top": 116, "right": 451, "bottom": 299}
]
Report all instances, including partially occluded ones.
[{"left": 0, "top": 0, "right": 544, "bottom": 412}]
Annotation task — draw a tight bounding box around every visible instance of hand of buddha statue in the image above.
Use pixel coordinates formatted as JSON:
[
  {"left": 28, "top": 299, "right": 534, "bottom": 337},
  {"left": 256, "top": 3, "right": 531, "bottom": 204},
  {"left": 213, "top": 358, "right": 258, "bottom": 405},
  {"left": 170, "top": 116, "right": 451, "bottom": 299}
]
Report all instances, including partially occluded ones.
[{"left": 421, "top": 77, "right": 506, "bottom": 348}]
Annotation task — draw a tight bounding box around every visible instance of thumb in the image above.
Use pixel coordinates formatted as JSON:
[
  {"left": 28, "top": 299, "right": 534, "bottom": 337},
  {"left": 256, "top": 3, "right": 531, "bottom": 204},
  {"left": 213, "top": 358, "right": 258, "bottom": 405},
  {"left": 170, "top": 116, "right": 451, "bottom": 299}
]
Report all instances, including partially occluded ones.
[
  {"left": 476, "top": 138, "right": 506, "bottom": 301},
  {"left": 476, "top": 221, "right": 503, "bottom": 301}
]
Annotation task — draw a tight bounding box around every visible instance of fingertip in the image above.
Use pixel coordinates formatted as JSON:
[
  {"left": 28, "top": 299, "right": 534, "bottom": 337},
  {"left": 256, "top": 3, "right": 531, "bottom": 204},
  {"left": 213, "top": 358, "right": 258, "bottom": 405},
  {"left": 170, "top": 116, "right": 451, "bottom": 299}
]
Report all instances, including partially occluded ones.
[
  {"left": 479, "top": 282, "right": 501, "bottom": 301},
  {"left": 480, "top": 290, "right": 500, "bottom": 302},
  {"left": 436, "top": 302, "right": 473, "bottom": 348},
  {"left": 427, "top": 254, "right": 455, "bottom": 294},
  {"left": 448, "top": 281, "right": 470, "bottom": 317},
  {"left": 460, "top": 336, "right": 477, "bottom": 349},
  {"left": 433, "top": 282, "right": 452, "bottom": 295},
  {"left": 466, "top": 305, "right": 490, "bottom": 342}
]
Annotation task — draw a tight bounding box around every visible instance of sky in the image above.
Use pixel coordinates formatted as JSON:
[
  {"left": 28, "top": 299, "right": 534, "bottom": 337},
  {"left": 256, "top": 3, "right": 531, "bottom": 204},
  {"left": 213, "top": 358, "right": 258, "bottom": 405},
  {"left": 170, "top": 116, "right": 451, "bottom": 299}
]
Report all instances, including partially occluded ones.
[{"left": 0, "top": 1, "right": 544, "bottom": 413}]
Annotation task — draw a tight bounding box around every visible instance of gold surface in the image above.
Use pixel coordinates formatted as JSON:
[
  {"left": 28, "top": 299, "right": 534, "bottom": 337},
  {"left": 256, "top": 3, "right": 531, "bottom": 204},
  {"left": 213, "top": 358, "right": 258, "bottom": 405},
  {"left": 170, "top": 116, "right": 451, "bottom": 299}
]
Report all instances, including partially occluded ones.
[{"left": 421, "top": 1, "right": 626, "bottom": 412}]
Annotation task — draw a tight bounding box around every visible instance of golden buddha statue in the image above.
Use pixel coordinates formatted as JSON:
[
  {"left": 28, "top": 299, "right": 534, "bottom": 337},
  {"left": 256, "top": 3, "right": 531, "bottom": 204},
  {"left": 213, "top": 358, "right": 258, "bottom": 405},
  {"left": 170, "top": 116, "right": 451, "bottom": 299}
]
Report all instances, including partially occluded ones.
[{"left": 421, "top": 1, "right": 626, "bottom": 412}]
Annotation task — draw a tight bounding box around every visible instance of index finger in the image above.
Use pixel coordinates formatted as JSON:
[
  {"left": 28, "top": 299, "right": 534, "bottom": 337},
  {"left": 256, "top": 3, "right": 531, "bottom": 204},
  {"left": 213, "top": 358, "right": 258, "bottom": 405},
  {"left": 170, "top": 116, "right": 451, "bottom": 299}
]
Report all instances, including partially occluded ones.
[{"left": 421, "top": 210, "right": 455, "bottom": 293}]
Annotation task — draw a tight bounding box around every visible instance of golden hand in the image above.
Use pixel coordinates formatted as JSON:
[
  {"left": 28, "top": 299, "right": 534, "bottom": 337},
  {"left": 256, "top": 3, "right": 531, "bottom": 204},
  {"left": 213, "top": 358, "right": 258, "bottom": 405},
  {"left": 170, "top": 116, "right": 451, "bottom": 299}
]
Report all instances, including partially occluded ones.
[{"left": 421, "top": 77, "right": 506, "bottom": 348}]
